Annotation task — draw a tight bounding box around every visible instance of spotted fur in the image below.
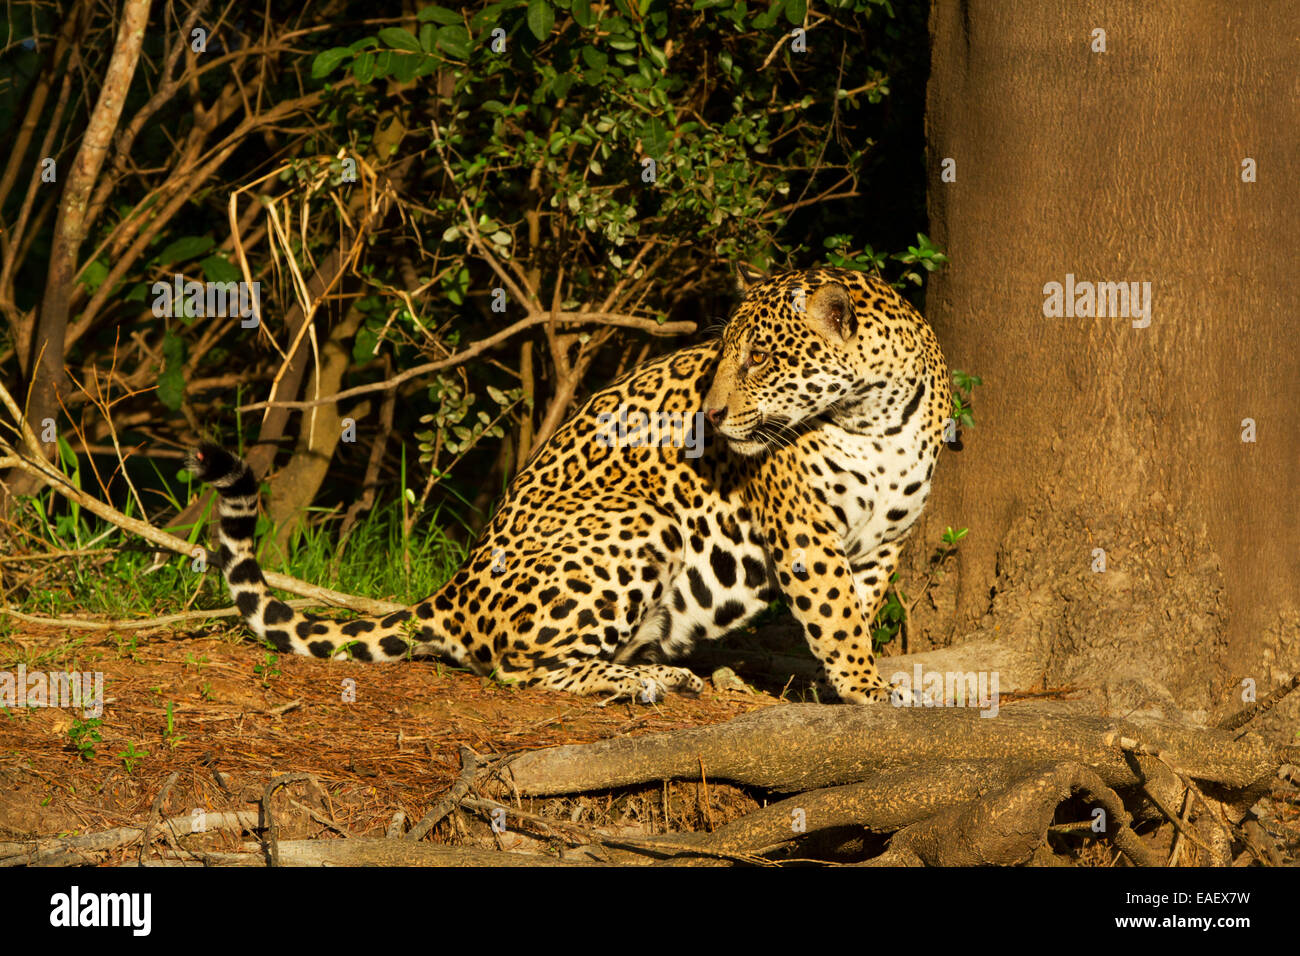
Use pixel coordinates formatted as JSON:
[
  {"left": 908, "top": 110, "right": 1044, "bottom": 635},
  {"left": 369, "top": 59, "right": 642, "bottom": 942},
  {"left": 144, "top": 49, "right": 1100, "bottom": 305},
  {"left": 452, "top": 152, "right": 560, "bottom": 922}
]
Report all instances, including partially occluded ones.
[{"left": 188, "top": 266, "right": 950, "bottom": 703}]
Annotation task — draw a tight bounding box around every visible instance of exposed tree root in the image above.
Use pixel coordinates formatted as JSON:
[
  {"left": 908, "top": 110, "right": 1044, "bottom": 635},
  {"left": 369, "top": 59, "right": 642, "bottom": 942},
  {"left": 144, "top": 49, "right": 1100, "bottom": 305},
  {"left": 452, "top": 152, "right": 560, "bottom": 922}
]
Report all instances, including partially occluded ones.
[
  {"left": 489, "top": 701, "right": 1297, "bottom": 866},
  {"left": 505, "top": 703, "right": 1288, "bottom": 797},
  {"left": 868, "top": 762, "right": 1162, "bottom": 867},
  {"left": 640, "top": 761, "right": 1019, "bottom": 857}
]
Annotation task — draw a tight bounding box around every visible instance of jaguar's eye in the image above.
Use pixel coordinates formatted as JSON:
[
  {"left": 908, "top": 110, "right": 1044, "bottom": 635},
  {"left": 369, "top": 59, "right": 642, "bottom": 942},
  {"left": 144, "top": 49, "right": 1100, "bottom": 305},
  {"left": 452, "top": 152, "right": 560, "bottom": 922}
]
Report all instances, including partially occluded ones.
[{"left": 746, "top": 350, "right": 769, "bottom": 368}]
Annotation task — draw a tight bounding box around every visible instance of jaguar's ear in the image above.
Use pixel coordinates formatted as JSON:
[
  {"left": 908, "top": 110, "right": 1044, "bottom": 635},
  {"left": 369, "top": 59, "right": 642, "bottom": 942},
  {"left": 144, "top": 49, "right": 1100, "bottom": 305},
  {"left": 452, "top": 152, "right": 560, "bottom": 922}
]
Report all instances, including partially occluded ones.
[
  {"left": 806, "top": 282, "right": 856, "bottom": 343},
  {"left": 734, "top": 263, "right": 769, "bottom": 292}
]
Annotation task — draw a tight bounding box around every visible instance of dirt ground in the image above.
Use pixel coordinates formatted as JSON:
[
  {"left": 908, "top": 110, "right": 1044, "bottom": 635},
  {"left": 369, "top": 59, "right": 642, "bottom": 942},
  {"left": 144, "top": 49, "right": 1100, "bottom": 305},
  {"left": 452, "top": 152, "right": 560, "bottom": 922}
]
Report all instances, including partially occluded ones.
[
  {"left": 0, "top": 619, "right": 797, "bottom": 864},
  {"left": 3, "top": 619, "right": 1296, "bottom": 866}
]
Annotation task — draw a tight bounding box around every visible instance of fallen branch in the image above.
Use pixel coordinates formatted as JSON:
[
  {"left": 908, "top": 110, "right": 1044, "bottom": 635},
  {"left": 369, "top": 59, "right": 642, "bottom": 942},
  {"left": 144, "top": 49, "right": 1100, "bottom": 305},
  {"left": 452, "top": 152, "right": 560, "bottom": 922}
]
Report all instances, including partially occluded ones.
[
  {"left": 139, "top": 771, "right": 180, "bottom": 866},
  {"left": 0, "top": 548, "right": 118, "bottom": 565},
  {"left": 216, "top": 838, "right": 592, "bottom": 866},
  {"left": 0, "top": 598, "right": 324, "bottom": 632},
  {"left": 0, "top": 810, "right": 259, "bottom": 866},
  {"left": 259, "top": 773, "right": 322, "bottom": 867},
  {"left": 406, "top": 745, "right": 480, "bottom": 842},
  {"left": 458, "top": 794, "right": 772, "bottom": 866}
]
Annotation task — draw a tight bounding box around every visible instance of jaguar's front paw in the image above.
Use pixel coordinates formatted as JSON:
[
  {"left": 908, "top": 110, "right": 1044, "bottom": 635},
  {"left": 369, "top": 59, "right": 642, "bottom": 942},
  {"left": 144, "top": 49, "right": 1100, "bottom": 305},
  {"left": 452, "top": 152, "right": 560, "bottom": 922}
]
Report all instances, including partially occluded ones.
[{"left": 830, "top": 679, "right": 909, "bottom": 706}]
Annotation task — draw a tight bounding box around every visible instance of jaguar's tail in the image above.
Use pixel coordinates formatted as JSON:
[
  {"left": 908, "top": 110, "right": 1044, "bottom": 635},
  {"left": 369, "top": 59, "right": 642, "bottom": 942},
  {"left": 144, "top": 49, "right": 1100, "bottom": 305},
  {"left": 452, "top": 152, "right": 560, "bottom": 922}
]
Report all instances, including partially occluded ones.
[{"left": 185, "top": 443, "right": 429, "bottom": 661}]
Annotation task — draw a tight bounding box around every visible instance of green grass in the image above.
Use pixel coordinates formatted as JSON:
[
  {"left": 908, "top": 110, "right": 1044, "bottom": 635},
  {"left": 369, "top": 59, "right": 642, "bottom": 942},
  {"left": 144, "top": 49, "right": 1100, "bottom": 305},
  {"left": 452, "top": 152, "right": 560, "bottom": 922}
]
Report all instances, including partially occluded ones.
[
  {"left": 4, "top": 487, "right": 468, "bottom": 624},
  {"left": 290, "top": 500, "right": 467, "bottom": 606}
]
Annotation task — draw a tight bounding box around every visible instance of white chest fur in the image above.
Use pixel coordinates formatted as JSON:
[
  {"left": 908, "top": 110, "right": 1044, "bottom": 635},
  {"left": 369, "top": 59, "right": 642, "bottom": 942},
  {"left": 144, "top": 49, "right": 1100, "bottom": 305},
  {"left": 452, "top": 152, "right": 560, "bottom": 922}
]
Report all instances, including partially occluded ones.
[{"left": 807, "top": 418, "right": 934, "bottom": 564}]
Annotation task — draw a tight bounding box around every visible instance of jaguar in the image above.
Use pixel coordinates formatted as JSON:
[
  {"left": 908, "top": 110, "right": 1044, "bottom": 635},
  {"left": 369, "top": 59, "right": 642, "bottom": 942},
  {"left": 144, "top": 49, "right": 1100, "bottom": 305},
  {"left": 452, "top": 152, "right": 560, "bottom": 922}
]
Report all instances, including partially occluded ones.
[{"left": 187, "top": 265, "right": 951, "bottom": 703}]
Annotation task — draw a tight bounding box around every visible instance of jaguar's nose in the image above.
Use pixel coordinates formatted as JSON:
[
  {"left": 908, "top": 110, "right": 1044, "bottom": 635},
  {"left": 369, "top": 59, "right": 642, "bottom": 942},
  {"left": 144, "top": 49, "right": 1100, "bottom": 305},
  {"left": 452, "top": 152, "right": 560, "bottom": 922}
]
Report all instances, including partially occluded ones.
[{"left": 706, "top": 406, "right": 727, "bottom": 426}]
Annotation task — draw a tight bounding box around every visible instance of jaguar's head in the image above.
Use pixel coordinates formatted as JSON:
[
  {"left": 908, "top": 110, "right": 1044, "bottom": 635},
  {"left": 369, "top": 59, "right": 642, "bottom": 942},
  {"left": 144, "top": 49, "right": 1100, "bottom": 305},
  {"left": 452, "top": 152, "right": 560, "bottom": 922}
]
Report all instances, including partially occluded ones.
[{"left": 703, "top": 267, "right": 867, "bottom": 457}]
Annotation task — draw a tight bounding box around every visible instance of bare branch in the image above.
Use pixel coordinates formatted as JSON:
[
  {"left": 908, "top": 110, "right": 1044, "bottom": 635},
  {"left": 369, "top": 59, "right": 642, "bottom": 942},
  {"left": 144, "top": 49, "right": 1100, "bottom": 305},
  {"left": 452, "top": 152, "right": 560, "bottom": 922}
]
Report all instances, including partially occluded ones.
[{"left": 236, "top": 312, "right": 695, "bottom": 414}]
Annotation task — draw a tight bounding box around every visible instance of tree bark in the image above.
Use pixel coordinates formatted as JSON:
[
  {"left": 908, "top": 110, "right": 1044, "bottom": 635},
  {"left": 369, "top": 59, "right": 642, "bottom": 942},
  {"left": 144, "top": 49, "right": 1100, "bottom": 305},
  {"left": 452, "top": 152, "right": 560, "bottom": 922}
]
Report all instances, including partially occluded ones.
[
  {"left": 23, "top": 0, "right": 150, "bottom": 468},
  {"left": 266, "top": 304, "right": 366, "bottom": 560},
  {"left": 915, "top": 0, "right": 1300, "bottom": 730}
]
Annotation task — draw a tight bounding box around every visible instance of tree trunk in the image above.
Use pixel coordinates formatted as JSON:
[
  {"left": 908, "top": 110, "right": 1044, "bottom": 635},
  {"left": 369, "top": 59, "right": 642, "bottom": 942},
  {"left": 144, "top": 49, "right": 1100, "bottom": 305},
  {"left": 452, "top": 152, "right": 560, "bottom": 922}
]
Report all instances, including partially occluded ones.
[
  {"left": 21, "top": 0, "right": 150, "bottom": 478},
  {"left": 914, "top": 0, "right": 1300, "bottom": 733},
  {"left": 266, "top": 305, "right": 366, "bottom": 561}
]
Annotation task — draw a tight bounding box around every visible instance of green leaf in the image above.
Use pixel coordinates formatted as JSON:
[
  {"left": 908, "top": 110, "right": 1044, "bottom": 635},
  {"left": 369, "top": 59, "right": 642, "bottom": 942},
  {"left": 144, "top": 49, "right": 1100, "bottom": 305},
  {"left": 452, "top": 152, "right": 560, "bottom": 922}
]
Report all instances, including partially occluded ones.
[
  {"left": 378, "top": 27, "right": 422, "bottom": 52},
  {"left": 353, "top": 51, "right": 379, "bottom": 83},
  {"left": 418, "top": 5, "right": 462, "bottom": 24},
  {"left": 470, "top": 1, "right": 513, "bottom": 30},
  {"left": 527, "top": 0, "right": 554, "bottom": 40},
  {"left": 79, "top": 260, "right": 109, "bottom": 292},
  {"left": 158, "top": 332, "right": 186, "bottom": 411},
  {"left": 640, "top": 117, "right": 670, "bottom": 157},
  {"left": 436, "top": 25, "right": 471, "bottom": 59},
  {"left": 158, "top": 235, "right": 213, "bottom": 264},
  {"left": 200, "top": 254, "right": 241, "bottom": 283},
  {"left": 572, "top": 0, "right": 593, "bottom": 27},
  {"left": 352, "top": 323, "right": 379, "bottom": 364},
  {"left": 785, "top": 0, "right": 807, "bottom": 25},
  {"left": 392, "top": 53, "right": 420, "bottom": 83},
  {"left": 353, "top": 51, "right": 377, "bottom": 83},
  {"left": 311, "top": 47, "right": 352, "bottom": 79}
]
